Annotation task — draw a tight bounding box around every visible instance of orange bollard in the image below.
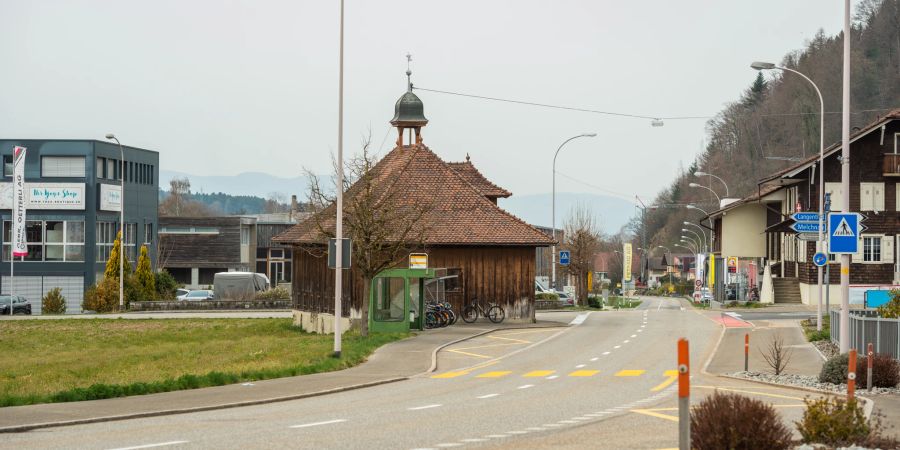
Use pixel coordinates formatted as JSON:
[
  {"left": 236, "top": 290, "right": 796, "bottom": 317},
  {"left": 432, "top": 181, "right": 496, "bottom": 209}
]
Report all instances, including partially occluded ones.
[
  {"left": 848, "top": 348, "right": 857, "bottom": 401},
  {"left": 678, "top": 338, "right": 690, "bottom": 450},
  {"left": 744, "top": 333, "right": 749, "bottom": 372},
  {"left": 867, "top": 343, "right": 874, "bottom": 393}
]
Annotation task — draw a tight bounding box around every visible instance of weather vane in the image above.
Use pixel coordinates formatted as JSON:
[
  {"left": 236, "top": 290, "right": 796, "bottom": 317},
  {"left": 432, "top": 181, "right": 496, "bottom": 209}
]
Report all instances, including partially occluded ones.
[{"left": 406, "top": 52, "right": 413, "bottom": 90}]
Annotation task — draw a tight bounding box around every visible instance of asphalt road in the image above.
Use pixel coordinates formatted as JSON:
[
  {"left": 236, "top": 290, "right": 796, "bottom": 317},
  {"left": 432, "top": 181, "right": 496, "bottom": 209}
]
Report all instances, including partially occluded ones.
[{"left": 1, "top": 297, "right": 825, "bottom": 450}]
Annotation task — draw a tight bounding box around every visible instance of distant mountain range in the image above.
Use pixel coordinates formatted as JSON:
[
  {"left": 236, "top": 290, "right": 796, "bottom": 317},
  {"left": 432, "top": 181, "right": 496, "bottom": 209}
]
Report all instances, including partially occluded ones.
[{"left": 160, "top": 169, "right": 635, "bottom": 233}]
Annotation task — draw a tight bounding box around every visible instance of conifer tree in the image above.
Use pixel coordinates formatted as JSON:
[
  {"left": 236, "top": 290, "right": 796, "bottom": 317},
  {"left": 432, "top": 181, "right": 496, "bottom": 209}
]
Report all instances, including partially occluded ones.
[
  {"left": 134, "top": 245, "right": 156, "bottom": 299},
  {"left": 104, "top": 231, "right": 132, "bottom": 280}
]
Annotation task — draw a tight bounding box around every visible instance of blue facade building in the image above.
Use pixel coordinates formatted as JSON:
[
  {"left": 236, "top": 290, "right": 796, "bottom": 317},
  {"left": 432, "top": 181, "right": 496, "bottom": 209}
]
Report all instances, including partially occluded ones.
[{"left": 0, "top": 139, "right": 159, "bottom": 313}]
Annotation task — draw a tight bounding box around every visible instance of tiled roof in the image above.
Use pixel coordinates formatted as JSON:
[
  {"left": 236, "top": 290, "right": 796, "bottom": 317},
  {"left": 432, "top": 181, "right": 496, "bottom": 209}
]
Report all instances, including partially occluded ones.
[
  {"left": 273, "top": 145, "right": 553, "bottom": 246},
  {"left": 446, "top": 159, "right": 512, "bottom": 199}
]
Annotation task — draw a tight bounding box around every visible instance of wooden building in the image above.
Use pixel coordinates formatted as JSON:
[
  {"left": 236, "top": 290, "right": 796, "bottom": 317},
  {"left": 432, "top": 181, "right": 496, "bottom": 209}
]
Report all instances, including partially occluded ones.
[
  {"left": 158, "top": 216, "right": 257, "bottom": 288},
  {"left": 274, "top": 77, "right": 553, "bottom": 331}
]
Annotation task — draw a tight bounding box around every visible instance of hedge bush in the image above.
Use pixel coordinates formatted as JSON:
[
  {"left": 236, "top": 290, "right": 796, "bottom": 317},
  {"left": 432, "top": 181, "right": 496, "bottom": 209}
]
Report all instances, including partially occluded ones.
[
  {"left": 155, "top": 270, "right": 179, "bottom": 300},
  {"left": 83, "top": 278, "right": 122, "bottom": 313},
  {"left": 691, "top": 391, "right": 792, "bottom": 450},
  {"left": 41, "top": 288, "right": 66, "bottom": 315},
  {"left": 819, "top": 353, "right": 849, "bottom": 385},
  {"left": 535, "top": 292, "right": 559, "bottom": 301},
  {"left": 255, "top": 286, "right": 290, "bottom": 300},
  {"left": 856, "top": 353, "right": 900, "bottom": 388}
]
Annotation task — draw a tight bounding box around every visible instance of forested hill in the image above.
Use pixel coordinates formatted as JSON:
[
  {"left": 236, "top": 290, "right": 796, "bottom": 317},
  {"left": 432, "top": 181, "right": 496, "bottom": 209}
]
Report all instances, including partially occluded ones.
[{"left": 640, "top": 0, "right": 900, "bottom": 249}]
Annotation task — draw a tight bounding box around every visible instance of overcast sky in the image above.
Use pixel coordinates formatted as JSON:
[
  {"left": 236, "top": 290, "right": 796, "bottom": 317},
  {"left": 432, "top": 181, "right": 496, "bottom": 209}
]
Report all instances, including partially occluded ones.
[{"left": 0, "top": 0, "right": 848, "bottom": 200}]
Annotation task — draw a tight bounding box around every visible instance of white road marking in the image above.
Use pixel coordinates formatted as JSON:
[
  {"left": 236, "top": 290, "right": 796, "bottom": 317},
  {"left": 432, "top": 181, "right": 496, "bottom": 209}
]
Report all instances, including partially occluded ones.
[
  {"left": 108, "top": 442, "right": 189, "bottom": 450},
  {"left": 657, "top": 301, "right": 663, "bottom": 311},
  {"left": 461, "top": 438, "right": 488, "bottom": 443},
  {"left": 590, "top": 357, "right": 598, "bottom": 361},
  {"left": 622, "top": 340, "right": 629, "bottom": 344},
  {"left": 526, "top": 427, "right": 547, "bottom": 431},
  {"left": 558, "top": 420, "right": 578, "bottom": 424},
  {"left": 571, "top": 417, "right": 590, "bottom": 421},
  {"left": 486, "top": 434, "right": 510, "bottom": 438},
  {"left": 241, "top": 382, "right": 254, "bottom": 386},
  {"left": 507, "top": 431, "right": 529, "bottom": 435},
  {"left": 614, "top": 345, "right": 621, "bottom": 349},
  {"left": 569, "top": 313, "right": 589, "bottom": 325},
  {"left": 408, "top": 404, "right": 442, "bottom": 411},
  {"left": 575, "top": 364, "right": 586, "bottom": 368},
  {"left": 602, "top": 351, "right": 611, "bottom": 355},
  {"left": 543, "top": 424, "right": 563, "bottom": 427},
  {"left": 546, "top": 375, "right": 559, "bottom": 380},
  {"left": 631, "top": 334, "right": 637, "bottom": 338},
  {"left": 290, "top": 419, "right": 348, "bottom": 429},
  {"left": 477, "top": 393, "right": 499, "bottom": 399},
  {"left": 518, "top": 384, "right": 535, "bottom": 389},
  {"left": 435, "top": 444, "right": 462, "bottom": 448}
]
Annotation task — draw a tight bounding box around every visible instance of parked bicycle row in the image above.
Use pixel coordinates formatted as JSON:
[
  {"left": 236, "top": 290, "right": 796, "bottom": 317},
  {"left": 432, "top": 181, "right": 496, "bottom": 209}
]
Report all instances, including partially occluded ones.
[{"left": 423, "top": 298, "right": 505, "bottom": 329}]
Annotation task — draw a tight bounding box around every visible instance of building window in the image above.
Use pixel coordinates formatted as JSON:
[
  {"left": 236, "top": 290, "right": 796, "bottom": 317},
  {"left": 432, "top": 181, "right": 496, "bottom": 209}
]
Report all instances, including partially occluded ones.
[
  {"left": 863, "top": 236, "right": 882, "bottom": 262},
  {"left": 96, "top": 157, "right": 105, "bottom": 179},
  {"left": 124, "top": 223, "right": 137, "bottom": 260},
  {"left": 41, "top": 156, "right": 86, "bottom": 178},
  {"left": 860, "top": 182, "right": 885, "bottom": 212},
  {"left": 144, "top": 223, "right": 153, "bottom": 245},
  {"left": 270, "top": 248, "right": 283, "bottom": 259},
  {"left": 3, "top": 220, "right": 84, "bottom": 262},
  {"left": 241, "top": 227, "right": 250, "bottom": 245},
  {"left": 96, "top": 221, "right": 116, "bottom": 262},
  {"left": 3, "top": 155, "right": 12, "bottom": 177},
  {"left": 159, "top": 226, "right": 219, "bottom": 235}
]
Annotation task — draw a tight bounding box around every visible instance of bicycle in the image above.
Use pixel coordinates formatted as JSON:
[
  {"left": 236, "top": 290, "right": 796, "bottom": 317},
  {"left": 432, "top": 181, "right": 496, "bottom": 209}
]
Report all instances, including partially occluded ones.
[{"left": 461, "top": 297, "right": 505, "bottom": 324}]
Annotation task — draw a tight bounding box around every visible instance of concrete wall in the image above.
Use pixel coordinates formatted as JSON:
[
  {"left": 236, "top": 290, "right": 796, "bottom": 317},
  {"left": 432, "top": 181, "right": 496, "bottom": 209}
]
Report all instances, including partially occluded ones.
[{"left": 721, "top": 203, "right": 767, "bottom": 258}]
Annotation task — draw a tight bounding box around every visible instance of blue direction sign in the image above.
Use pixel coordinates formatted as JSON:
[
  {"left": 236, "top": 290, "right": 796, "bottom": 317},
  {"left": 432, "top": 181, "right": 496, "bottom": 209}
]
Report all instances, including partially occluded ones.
[
  {"left": 792, "top": 212, "right": 824, "bottom": 222},
  {"left": 813, "top": 252, "right": 828, "bottom": 267},
  {"left": 828, "top": 212, "right": 861, "bottom": 254},
  {"left": 559, "top": 250, "right": 570, "bottom": 265},
  {"left": 790, "top": 222, "right": 822, "bottom": 233}
]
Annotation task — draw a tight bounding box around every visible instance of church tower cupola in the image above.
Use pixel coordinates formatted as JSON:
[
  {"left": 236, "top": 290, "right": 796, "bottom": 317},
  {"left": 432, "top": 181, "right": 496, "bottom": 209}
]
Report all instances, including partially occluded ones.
[{"left": 390, "top": 54, "right": 428, "bottom": 147}]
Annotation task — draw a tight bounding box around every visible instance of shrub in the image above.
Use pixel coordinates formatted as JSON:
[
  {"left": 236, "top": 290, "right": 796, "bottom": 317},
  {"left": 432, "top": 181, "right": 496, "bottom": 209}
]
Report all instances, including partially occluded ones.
[
  {"left": 819, "top": 353, "right": 849, "bottom": 385},
  {"left": 155, "top": 270, "right": 178, "bottom": 300},
  {"left": 727, "top": 300, "right": 739, "bottom": 308},
  {"left": 83, "top": 278, "right": 122, "bottom": 313},
  {"left": 587, "top": 296, "right": 601, "bottom": 308},
  {"left": 535, "top": 292, "right": 559, "bottom": 301},
  {"left": 856, "top": 352, "right": 900, "bottom": 388},
  {"left": 41, "top": 288, "right": 66, "bottom": 315},
  {"left": 795, "top": 397, "right": 876, "bottom": 446},
  {"left": 691, "top": 391, "right": 793, "bottom": 450},
  {"left": 133, "top": 245, "right": 156, "bottom": 299},
  {"left": 760, "top": 334, "right": 793, "bottom": 375},
  {"left": 255, "top": 286, "right": 290, "bottom": 300},
  {"left": 806, "top": 329, "right": 830, "bottom": 342}
]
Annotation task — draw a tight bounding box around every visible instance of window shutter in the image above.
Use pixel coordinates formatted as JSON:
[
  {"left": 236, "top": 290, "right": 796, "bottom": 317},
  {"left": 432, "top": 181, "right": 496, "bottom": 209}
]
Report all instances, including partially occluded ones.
[
  {"left": 852, "top": 236, "right": 864, "bottom": 263},
  {"left": 875, "top": 183, "right": 885, "bottom": 212},
  {"left": 882, "top": 235, "right": 894, "bottom": 264},
  {"left": 861, "top": 183, "right": 873, "bottom": 211}
]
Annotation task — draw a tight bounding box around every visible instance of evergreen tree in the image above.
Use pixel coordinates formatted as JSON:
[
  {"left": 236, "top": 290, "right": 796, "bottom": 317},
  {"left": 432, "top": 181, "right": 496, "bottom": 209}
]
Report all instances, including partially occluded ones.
[
  {"left": 744, "top": 72, "right": 767, "bottom": 106},
  {"left": 134, "top": 245, "right": 156, "bottom": 299},
  {"left": 104, "top": 231, "right": 132, "bottom": 280}
]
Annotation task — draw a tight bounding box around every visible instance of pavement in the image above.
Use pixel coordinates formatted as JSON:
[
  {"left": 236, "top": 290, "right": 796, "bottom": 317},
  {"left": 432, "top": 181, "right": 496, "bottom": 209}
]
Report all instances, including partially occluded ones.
[{"left": 2, "top": 296, "right": 899, "bottom": 449}]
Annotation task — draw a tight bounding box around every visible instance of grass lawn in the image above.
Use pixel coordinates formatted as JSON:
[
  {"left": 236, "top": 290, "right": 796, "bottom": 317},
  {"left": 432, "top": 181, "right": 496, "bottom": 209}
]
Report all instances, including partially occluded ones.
[
  {"left": 801, "top": 315, "right": 831, "bottom": 342},
  {"left": 0, "top": 318, "right": 405, "bottom": 407}
]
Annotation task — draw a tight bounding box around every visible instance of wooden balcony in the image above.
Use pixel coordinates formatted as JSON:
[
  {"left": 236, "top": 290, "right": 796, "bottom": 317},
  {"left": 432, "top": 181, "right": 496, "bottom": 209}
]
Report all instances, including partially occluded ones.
[{"left": 884, "top": 154, "right": 900, "bottom": 176}]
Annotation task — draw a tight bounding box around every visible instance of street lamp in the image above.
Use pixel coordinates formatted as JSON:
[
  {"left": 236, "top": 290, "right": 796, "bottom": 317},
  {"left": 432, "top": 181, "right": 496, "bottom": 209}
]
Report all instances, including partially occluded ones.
[
  {"left": 682, "top": 229, "right": 705, "bottom": 252},
  {"left": 104, "top": 134, "right": 125, "bottom": 311},
  {"left": 683, "top": 221, "right": 708, "bottom": 242},
  {"left": 694, "top": 171, "right": 730, "bottom": 197},
  {"left": 680, "top": 239, "right": 698, "bottom": 254},
  {"left": 686, "top": 204, "right": 714, "bottom": 252},
  {"left": 752, "top": 60, "right": 826, "bottom": 332},
  {"left": 551, "top": 132, "right": 597, "bottom": 290},
  {"left": 681, "top": 235, "right": 701, "bottom": 251},
  {"left": 688, "top": 182, "right": 721, "bottom": 205}
]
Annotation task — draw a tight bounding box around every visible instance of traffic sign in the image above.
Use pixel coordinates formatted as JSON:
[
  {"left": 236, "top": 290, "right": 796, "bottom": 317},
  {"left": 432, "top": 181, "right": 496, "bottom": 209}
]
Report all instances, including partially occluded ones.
[
  {"left": 559, "top": 250, "right": 570, "bottom": 265},
  {"left": 813, "top": 252, "right": 828, "bottom": 267},
  {"left": 797, "top": 233, "right": 820, "bottom": 241},
  {"left": 694, "top": 279, "right": 702, "bottom": 288},
  {"left": 790, "top": 222, "right": 822, "bottom": 233},
  {"left": 828, "top": 212, "right": 861, "bottom": 254},
  {"left": 792, "top": 212, "right": 823, "bottom": 222}
]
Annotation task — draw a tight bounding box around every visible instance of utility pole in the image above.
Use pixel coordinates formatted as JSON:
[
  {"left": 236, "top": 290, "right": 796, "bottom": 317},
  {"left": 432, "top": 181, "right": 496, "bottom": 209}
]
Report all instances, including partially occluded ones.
[{"left": 839, "top": 0, "right": 851, "bottom": 353}]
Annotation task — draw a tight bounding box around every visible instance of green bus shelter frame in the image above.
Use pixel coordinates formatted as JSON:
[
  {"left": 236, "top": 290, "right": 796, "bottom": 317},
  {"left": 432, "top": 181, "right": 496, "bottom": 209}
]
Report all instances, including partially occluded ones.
[{"left": 369, "top": 267, "right": 436, "bottom": 333}]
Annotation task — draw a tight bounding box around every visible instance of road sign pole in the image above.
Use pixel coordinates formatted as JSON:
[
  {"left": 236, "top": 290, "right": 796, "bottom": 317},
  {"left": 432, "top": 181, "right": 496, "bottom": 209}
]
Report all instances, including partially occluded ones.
[
  {"left": 839, "top": 0, "right": 851, "bottom": 354},
  {"left": 678, "top": 338, "right": 690, "bottom": 450}
]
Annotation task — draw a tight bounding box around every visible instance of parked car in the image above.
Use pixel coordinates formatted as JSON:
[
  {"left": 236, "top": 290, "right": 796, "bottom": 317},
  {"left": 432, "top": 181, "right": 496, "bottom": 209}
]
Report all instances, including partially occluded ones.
[
  {"left": 0, "top": 295, "right": 31, "bottom": 315},
  {"left": 175, "top": 289, "right": 190, "bottom": 300},
  {"left": 182, "top": 290, "right": 215, "bottom": 301},
  {"left": 555, "top": 291, "right": 574, "bottom": 306}
]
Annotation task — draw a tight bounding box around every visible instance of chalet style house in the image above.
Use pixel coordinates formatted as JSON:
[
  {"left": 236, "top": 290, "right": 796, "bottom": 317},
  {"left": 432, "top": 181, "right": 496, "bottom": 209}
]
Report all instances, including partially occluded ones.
[
  {"left": 707, "top": 109, "right": 900, "bottom": 304},
  {"left": 274, "top": 77, "right": 553, "bottom": 331}
]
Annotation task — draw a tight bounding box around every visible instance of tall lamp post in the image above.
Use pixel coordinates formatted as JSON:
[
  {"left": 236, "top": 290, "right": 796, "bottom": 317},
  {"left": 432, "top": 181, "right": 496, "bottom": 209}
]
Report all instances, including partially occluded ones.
[
  {"left": 681, "top": 235, "right": 701, "bottom": 252},
  {"left": 683, "top": 222, "right": 708, "bottom": 247},
  {"left": 686, "top": 204, "right": 714, "bottom": 252},
  {"left": 682, "top": 229, "right": 705, "bottom": 252},
  {"left": 333, "top": 0, "right": 346, "bottom": 358},
  {"left": 752, "top": 61, "right": 826, "bottom": 331},
  {"left": 688, "top": 183, "right": 721, "bottom": 206},
  {"left": 551, "top": 133, "right": 596, "bottom": 290},
  {"left": 694, "top": 171, "right": 730, "bottom": 197},
  {"left": 104, "top": 134, "right": 125, "bottom": 311}
]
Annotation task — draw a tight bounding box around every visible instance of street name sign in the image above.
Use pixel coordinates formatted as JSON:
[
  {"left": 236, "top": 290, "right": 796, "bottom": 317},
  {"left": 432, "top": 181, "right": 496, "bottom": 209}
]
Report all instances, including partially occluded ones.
[
  {"left": 790, "top": 222, "right": 822, "bottom": 233},
  {"left": 797, "top": 233, "right": 820, "bottom": 241},
  {"left": 828, "top": 212, "right": 861, "bottom": 254},
  {"left": 813, "top": 252, "right": 827, "bottom": 267},
  {"left": 559, "top": 250, "right": 570, "bottom": 265},
  {"left": 792, "top": 212, "right": 823, "bottom": 222}
]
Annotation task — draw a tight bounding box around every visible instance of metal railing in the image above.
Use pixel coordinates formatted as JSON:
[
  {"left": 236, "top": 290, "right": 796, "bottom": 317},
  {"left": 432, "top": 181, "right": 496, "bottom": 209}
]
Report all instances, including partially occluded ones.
[{"left": 831, "top": 309, "right": 900, "bottom": 359}]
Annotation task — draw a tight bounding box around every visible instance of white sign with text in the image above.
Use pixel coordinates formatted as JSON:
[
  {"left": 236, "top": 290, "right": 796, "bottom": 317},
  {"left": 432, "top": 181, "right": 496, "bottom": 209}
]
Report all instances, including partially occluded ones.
[
  {"left": 99, "top": 184, "right": 122, "bottom": 212},
  {"left": 0, "top": 182, "right": 85, "bottom": 210}
]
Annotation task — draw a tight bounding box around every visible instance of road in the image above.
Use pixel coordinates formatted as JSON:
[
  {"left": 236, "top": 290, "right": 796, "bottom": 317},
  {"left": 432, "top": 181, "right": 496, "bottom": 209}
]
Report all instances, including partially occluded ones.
[{"left": 1, "top": 297, "right": 823, "bottom": 449}]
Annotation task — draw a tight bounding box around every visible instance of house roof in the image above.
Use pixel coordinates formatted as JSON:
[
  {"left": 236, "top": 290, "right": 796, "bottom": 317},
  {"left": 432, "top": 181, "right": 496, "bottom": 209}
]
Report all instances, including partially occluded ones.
[
  {"left": 706, "top": 184, "right": 784, "bottom": 219},
  {"left": 273, "top": 144, "right": 554, "bottom": 247},
  {"left": 758, "top": 109, "right": 900, "bottom": 185},
  {"left": 446, "top": 158, "right": 512, "bottom": 199}
]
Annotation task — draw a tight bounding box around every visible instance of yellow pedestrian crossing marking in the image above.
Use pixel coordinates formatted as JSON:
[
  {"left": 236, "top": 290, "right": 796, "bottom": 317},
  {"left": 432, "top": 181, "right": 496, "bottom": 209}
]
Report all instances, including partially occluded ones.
[
  {"left": 431, "top": 371, "right": 468, "bottom": 379},
  {"left": 476, "top": 371, "right": 512, "bottom": 378},
  {"left": 568, "top": 370, "right": 600, "bottom": 377},
  {"left": 523, "top": 370, "right": 555, "bottom": 377},
  {"left": 615, "top": 369, "right": 646, "bottom": 377}
]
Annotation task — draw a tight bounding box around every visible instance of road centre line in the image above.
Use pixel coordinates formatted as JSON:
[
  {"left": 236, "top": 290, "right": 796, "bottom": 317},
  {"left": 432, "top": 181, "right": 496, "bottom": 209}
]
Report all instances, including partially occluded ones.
[
  {"left": 614, "top": 345, "right": 621, "bottom": 349},
  {"left": 575, "top": 364, "right": 586, "bottom": 368},
  {"left": 408, "top": 404, "right": 442, "bottom": 411},
  {"left": 546, "top": 375, "right": 559, "bottom": 379},
  {"left": 518, "top": 384, "right": 535, "bottom": 389},
  {"left": 289, "top": 419, "right": 348, "bottom": 429},
  {"left": 460, "top": 438, "right": 488, "bottom": 443},
  {"left": 108, "top": 442, "right": 189, "bottom": 450},
  {"left": 631, "top": 334, "right": 637, "bottom": 338},
  {"left": 623, "top": 340, "right": 630, "bottom": 343},
  {"left": 435, "top": 444, "right": 462, "bottom": 448},
  {"left": 485, "top": 434, "right": 510, "bottom": 438},
  {"left": 590, "top": 357, "right": 598, "bottom": 361},
  {"left": 602, "top": 351, "right": 611, "bottom": 355},
  {"left": 477, "top": 393, "right": 499, "bottom": 399}
]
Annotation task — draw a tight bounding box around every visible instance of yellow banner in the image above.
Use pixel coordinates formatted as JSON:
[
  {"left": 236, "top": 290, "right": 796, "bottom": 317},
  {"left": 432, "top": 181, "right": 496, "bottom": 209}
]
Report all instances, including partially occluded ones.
[
  {"left": 707, "top": 253, "right": 715, "bottom": 287},
  {"left": 587, "top": 271, "right": 593, "bottom": 292},
  {"left": 623, "top": 243, "right": 633, "bottom": 282}
]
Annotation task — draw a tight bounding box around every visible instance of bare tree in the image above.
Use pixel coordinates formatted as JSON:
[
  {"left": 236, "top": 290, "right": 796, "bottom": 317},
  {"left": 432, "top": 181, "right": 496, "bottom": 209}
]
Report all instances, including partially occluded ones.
[
  {"left": 562, "top": 205, "right": 602, "bottom": 305},
  {"left": 159, "top": 177, "right": 214, "bottom": 217},
  {"left": 304, "top": 136, "right": 432, "bottom": 336},
  {"left": 760, "top": 333, "right": 793, "bottom": 375}
]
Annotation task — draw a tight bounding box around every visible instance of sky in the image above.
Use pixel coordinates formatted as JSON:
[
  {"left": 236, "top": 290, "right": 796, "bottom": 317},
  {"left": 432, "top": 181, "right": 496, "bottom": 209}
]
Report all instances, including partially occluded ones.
[{"left": 0, "top": 0, "right": 850, "bottom": 202}]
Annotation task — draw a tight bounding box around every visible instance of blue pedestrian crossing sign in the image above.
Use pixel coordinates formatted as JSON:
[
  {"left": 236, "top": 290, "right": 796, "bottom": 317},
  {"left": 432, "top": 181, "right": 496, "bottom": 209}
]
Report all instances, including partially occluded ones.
[
  {"left": 559, "top": 250, "right": 570, "bottom": 265},
  {"left": 828, "top": 212, "right": 861, "bottom": 254},
  {"left": 813, "top": 252, "right": 828, "bottom": 267}
]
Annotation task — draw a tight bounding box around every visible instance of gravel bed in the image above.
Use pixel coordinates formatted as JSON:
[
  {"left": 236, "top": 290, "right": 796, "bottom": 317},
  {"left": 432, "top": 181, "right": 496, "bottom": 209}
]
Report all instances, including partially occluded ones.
[
  {"left": 814, "top": 340, "right": 839, "bottom": 359},
  {"left": 730, "top": 371, "right": 900, "bottom": 396}
]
